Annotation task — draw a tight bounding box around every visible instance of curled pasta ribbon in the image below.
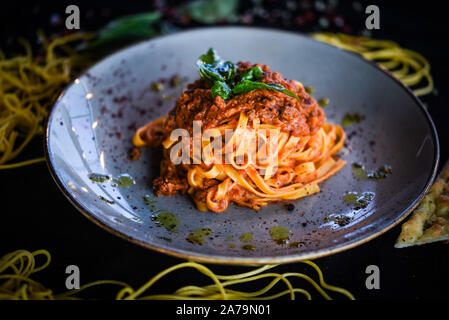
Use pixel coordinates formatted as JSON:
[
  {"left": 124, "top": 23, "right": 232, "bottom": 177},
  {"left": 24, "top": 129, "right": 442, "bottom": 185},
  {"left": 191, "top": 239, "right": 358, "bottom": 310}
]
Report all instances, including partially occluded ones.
[
  {"left": 0, "top": 249, "right": 354, "bottom": 300},
  {"left": 177, "top": 111, "right": 346, "bottom": 212},
  {"left": 133, "top": 116, "right": 166, "bottom": 147},
  {"left": 312, "top": 33, "right": 434, "bottom": 97}
]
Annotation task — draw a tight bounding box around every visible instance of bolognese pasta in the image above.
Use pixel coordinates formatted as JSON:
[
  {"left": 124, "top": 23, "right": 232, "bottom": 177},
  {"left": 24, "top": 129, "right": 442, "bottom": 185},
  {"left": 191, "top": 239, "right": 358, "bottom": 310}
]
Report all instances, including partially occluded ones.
[{"left": 132, "top": 49, "right": 346, "bottom": 213}]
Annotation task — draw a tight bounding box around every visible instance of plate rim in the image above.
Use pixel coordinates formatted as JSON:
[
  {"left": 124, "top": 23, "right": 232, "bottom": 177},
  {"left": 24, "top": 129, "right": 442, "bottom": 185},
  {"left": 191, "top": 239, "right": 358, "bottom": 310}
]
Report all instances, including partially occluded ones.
[{"left": 44, "top": 26, "right": 440, "bottom": 265}]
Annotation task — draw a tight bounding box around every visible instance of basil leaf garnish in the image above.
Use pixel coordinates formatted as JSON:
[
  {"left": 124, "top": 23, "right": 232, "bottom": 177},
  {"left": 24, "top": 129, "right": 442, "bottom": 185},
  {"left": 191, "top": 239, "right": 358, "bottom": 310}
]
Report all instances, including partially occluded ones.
[
  {"left": 211, "top": 81, "right": 231, "bottom": 100},
  {"left": 199, "top": 48, "right": 222, "bottom": 64},
  {"left": 233, "top": 80, "right": 300, "bottom": 101},
  {"left": 196, "top": 48, "right": 300, "bottom": 102},
  {"left": 239, "top": 66, "right": 263, "bottom": 82},
  {"left": 197, "top": 62, "right": 225, "bottom": 82},
  {"left": 219, "top": 61, "right": 238, "bottom": 82},
  {"left": 197, "top": 49, "right": 237, "bottom": 86}
]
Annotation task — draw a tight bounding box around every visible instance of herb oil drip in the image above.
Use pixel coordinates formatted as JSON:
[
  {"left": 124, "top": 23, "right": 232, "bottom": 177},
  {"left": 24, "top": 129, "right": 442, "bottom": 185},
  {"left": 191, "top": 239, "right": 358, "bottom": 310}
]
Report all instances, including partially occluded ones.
[
  {"left": 352, "top": 163, "right": 392, "bottom": 180},
  {"left": 151, "top": 211, "right": 180, "bottom": 232},
  {"left": 269, "top": 226, "right": 290, "bottom": 245},
  {"left": 186, "top": 228, "right": 213, "bottom": 245},
  {"left": 343, "top": 191, "right": 375, "bottom": 210},
  {"left": 239, "top": 233, "right": 255, "bottom": 251}
]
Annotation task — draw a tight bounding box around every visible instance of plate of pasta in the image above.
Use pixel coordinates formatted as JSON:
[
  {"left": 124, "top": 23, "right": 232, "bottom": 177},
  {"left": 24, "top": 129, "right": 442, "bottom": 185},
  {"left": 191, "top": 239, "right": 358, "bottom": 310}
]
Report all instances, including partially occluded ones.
[{"left": 45, "top": 27, "right": 439, "bottom": 264}]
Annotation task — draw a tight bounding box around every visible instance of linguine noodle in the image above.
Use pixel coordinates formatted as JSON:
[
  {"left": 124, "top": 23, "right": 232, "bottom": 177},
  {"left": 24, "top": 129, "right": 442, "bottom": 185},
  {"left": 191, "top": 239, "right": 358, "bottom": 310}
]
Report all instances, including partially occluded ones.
[
  {"left": 312, "top": 33, "right": 434, "bottom": 96},
  {"left": 0, "top": 33, "right": 91, "bottom": 169},
  {"left": 0, "top": 249, "right": 354, "bottom": 300}
]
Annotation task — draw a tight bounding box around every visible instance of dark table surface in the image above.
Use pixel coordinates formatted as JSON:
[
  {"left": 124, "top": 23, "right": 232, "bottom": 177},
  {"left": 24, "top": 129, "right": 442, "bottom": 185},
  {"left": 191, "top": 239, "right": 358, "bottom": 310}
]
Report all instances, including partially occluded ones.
[{"left": 1, "top": 1, "right": 448, "bottom": 300}]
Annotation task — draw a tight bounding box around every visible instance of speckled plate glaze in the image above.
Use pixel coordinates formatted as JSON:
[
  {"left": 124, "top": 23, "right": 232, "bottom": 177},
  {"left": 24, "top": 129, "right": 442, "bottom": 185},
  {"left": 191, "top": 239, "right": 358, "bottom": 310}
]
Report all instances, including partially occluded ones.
[{"left": 45, "top": 27, "right": 439, "bottom": 265}]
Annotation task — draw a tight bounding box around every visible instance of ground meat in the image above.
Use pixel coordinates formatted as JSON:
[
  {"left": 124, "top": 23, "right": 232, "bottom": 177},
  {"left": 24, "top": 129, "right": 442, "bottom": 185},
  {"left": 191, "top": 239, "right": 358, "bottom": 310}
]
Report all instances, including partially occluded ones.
[
  {"left": 128, "top": 147, "right": 141, "bottom": 161},
  {"left": 153, "top": 176, "right": 188, "bottom": 195},
  {"left": 153, "top": 158, "right": 189, "bottom": 195},
  {"left": 162, "top": 62, "right": 325, "bottom": 137},
  {"left": 228, "top": 184, "right": 257, "bottom": 206}
]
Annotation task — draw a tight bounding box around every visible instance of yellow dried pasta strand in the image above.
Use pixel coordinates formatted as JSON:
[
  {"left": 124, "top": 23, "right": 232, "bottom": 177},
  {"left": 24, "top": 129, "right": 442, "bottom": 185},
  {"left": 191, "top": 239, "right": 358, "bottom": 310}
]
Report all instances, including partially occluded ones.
[
  {"left": 0, "top": 33, "right": 92, "bottom": 169},
  {"left": 312, "top": 33, "right": 434, "bottom": 97},
  {"left": 0, "top": 249, "right": 355, "bottom": 300}
]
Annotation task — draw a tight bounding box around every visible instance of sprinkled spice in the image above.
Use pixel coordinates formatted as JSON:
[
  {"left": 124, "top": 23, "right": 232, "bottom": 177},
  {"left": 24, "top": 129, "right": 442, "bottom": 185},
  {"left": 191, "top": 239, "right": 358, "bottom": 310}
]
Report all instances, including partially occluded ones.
[
  {"left": 151, "top": 211, "right": 180, "bottom": 232},
  {"left": 186, "top": 228, "right": 213, "bottom": 245},
  {"left": 269, "top": 226, "right": 290, "bottom": 245},
  {"left": 343, "top": 191, "right": 375, "bottom": 210}
]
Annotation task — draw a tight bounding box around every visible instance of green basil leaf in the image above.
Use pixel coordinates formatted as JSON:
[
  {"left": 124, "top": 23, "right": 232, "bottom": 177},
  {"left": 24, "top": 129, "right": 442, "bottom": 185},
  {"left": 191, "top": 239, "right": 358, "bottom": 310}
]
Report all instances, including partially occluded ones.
[
  {"left": 232, "top": 80, "right": 301, "bottom": 102},
  {"left": 197, "top": 62, "right": 225, "bottom": 82},
  {"left": 232, "top": 80, "right": 275, "bottom": 94},
  {"left": 199, "top": 48, "right": 221, "bottom": 64},
  {"left": 196, "top": 49, "right": 297, "bottom": 102},
  {"left": 197, "top": 49, "right": 237, "bottom": 84},
  {"left": 219, "top": 61, "right": 238, "bottom": 82},
  {"left": 239, "top": 66, "right": 263, "bottom": 82},
  {"left": 276, "top": 87, "right": 301, "bottom": 101},
  {"left": 211, "top": 81, "right": 231, "bottom": 100}
]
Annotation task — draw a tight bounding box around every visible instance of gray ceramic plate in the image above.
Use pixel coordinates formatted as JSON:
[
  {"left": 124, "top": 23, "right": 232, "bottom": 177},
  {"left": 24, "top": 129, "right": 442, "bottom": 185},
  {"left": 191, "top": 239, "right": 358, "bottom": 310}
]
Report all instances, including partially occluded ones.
[{"left": 45, "top": 27, "right": 439, "bottom": 265}]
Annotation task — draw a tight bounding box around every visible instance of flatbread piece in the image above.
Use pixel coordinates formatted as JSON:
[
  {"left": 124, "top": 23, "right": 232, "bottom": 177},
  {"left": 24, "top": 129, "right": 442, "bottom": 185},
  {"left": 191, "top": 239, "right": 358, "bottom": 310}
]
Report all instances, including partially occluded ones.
[{"left": 395, "top": 162, "right": 449, "bottom": 248}]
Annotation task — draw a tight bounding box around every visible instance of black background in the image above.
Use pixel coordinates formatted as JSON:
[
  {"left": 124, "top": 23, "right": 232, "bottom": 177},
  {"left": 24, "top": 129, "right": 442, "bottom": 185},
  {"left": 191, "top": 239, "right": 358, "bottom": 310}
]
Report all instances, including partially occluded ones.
[{"left": 1, "top": 0, "right": 448, "bottom": 300}]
